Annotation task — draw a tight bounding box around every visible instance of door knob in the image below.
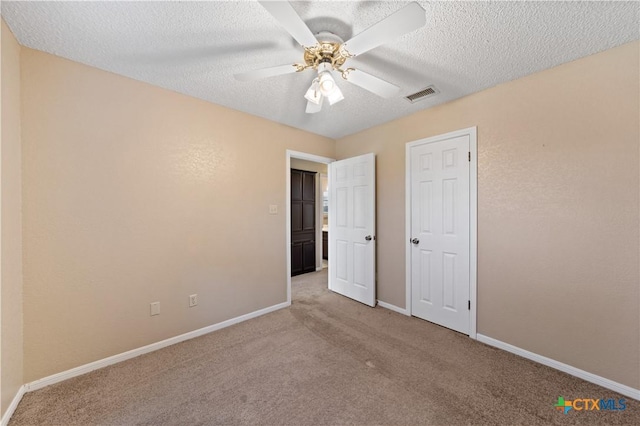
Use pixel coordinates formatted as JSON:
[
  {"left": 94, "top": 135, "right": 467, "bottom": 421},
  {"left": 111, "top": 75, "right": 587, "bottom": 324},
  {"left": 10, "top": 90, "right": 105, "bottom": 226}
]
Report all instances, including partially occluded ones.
[
  {"left": 411, "top": 238, "right": 419, "bottom": 244},
  {"left": 365, "top": 235, "right": 373, "bottom": 241}
]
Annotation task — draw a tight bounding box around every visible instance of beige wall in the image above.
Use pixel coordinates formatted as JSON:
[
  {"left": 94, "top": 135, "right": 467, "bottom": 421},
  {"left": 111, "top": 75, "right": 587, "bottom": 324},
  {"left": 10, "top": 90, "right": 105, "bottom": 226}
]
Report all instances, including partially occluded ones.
[
  {"left": 336, "top": 41, "right": 640, "bottom": 389},
  {"left": 20, "top": 48, "right": 334, "bottom": 382},
  {"left": 1, "top": 20, "right": 24, "bottom": 415}
]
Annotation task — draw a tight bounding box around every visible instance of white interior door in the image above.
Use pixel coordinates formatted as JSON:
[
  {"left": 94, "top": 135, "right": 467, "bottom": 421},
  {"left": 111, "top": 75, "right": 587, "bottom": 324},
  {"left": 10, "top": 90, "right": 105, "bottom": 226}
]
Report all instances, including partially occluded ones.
[
  {"left": 329, "top": 153, "right": 376, "bottom": 307},
  {"left": 409, "top": 134, "right": 470, "bottom": 334}
]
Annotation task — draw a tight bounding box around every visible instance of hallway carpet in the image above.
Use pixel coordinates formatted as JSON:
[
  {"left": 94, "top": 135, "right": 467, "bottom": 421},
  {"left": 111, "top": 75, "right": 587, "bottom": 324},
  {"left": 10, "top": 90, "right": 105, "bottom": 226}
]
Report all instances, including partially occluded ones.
[{"left": 10, "top": 269, "right": 638, "bottom": 425}]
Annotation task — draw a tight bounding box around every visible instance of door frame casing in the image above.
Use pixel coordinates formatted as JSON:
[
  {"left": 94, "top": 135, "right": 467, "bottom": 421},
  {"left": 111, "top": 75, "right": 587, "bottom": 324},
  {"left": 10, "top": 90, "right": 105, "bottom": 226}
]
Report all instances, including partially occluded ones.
[
  {"left": 318, "top": 173, "right": 328, "bottom": 271},
  {"left": 405, "top": 127, "right": 478, "bottom": 338},
  {"left": 286, "top": 150, "right": 335, "bottom": 305}
]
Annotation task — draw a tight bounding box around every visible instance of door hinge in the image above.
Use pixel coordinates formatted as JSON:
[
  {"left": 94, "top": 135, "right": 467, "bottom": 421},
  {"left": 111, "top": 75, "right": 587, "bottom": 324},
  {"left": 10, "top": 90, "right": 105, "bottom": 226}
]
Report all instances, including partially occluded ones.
[
  {"left": 468, "top": 152, "right": 471, "bottom": 162},
  {"left": 468, "top": 300, "right": 471, "bottom": 310}
]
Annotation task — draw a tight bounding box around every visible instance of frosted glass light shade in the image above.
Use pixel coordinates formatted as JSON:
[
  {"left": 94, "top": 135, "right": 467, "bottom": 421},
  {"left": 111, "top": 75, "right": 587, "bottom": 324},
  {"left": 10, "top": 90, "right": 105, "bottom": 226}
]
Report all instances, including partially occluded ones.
[
  {"left": 318, "top": 71, "right": 336, "bottom": 95},
  {"left": 304, "top": 79, "right": 321, "bottom": 104},
  {"left": 326, "top": 86, "right": 344, "bottom": 105}
]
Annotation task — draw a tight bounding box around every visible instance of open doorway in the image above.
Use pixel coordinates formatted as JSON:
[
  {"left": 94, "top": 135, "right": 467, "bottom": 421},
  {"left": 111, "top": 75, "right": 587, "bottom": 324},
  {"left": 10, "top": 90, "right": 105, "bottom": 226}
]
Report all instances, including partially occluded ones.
[{"left": 286, "top": 150, "right": 334, "bottom": 305}]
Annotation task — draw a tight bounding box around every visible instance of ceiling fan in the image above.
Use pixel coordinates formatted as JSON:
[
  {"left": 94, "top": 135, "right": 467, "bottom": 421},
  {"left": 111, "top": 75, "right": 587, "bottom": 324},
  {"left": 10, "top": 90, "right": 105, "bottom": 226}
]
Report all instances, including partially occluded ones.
[{"left": 235, "top": 1, "right": 426, "bottom": 113}]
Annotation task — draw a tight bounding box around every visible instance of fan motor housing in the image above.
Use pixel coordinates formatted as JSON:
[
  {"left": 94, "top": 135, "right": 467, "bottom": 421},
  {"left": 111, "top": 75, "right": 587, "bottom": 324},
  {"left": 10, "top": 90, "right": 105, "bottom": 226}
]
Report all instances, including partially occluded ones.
[{"left": 303, "top": 32, "right": 349, "bottom": 70}]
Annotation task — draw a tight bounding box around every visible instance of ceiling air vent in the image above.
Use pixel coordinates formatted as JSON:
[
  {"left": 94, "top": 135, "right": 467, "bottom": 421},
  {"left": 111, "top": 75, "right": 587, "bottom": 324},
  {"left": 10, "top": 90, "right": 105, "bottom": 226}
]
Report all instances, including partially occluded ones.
[{"left": 405, "top": 85, "right": 439, "bottom": 103}]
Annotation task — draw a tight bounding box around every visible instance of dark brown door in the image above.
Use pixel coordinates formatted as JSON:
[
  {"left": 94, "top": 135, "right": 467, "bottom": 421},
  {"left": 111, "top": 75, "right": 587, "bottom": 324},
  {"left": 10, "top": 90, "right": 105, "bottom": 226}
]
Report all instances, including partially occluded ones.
[{"left": 291, "top": 169, "right": 316, "bottom": 276}]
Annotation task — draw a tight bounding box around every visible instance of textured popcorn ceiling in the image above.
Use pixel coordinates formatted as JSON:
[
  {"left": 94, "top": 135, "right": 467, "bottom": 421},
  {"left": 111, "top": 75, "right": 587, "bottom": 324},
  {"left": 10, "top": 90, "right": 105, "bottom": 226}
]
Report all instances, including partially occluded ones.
[{"left": 2, "top": 1, "right": 638, "bottom": 139}]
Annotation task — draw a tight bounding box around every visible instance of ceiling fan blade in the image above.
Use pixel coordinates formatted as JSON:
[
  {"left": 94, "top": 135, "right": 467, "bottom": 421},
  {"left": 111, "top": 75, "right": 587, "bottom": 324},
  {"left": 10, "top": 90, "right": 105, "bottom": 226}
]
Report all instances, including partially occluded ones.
[
  {"left": 342, "top": 2, "right": 426, "bottom": 57},
  {"left": 258, "top": 1, "right": 318, "bottom": 48},
  {"left": 234, "top": 64, "right": 298, "bottom": 81},
  {"left": 343, "top": 69, "right": 400, "bottom": 98},
  {"left": 305, "top": 99, "right": 323, "bottom": 114}
]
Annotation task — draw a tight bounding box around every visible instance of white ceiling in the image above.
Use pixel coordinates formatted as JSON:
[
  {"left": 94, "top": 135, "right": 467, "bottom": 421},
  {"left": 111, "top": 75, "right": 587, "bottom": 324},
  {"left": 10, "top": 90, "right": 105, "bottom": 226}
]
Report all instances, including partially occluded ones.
[{"left": 2, "top": 1, "right": 638, "bottom": 139}]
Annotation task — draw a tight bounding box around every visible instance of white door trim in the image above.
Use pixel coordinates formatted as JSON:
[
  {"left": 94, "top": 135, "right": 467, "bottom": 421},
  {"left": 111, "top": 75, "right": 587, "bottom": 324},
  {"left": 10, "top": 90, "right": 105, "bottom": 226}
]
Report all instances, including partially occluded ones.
[
  {"left": 286, "top": 150, "right": 335, "bottom": 305},
  {"left": 405, "top": 127, "right": 478, "bottom": 338}
]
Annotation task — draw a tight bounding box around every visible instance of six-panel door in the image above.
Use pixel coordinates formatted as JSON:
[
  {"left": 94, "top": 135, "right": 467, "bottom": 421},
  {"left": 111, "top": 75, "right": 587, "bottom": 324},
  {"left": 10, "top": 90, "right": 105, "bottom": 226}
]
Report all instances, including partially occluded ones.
[
  {"left": 410, "top": 135, "right": 470, "bottom": 334},
  {"left": 329, "top": 153, "right": 376, "bottom": 307}
]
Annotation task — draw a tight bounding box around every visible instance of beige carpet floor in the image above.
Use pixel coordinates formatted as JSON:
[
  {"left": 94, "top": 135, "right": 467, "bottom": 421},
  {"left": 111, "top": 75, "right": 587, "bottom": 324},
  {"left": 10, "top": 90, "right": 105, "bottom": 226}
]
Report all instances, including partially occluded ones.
[{"left": 10, "top": 269, "right": 638, "bottom": 425}]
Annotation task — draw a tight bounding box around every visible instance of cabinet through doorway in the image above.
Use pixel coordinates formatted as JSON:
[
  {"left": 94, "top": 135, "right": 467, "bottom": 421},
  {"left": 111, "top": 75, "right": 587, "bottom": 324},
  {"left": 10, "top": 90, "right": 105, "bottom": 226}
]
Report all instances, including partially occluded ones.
[{"left": 291, "top": 169, "right": 316, "bottom": 276}]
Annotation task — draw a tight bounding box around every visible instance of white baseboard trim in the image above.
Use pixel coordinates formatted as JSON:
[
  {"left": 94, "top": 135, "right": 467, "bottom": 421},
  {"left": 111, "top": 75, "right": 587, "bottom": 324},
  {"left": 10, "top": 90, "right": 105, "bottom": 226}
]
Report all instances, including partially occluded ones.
[
  {"left": 1, "top": 384, "right": 26, "bottom": 426},
  {"left": 377, "top": 300, "right": 410, "bottom": 316},
  {"left": 25, "top": 301, "right": 290, "bottom": 393},
  {"left": 476, "top": 334, "right": 640, "bottom": 401}
]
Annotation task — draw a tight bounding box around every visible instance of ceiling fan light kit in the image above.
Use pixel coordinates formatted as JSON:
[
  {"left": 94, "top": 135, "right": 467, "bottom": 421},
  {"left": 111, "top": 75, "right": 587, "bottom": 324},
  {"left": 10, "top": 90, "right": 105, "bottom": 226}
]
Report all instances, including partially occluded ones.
[
  {"left": 235, "top": 1, "right": 427, "bottom": 113},
  {"left": 303, "top": 64, "right": 345, "bottom": 113}
]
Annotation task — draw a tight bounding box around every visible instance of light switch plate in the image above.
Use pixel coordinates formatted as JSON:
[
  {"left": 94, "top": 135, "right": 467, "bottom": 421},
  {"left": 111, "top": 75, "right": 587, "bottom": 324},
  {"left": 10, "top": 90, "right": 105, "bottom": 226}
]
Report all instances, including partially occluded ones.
[{"left": 150, "top": 302, "right": 160, "bottom": 316}]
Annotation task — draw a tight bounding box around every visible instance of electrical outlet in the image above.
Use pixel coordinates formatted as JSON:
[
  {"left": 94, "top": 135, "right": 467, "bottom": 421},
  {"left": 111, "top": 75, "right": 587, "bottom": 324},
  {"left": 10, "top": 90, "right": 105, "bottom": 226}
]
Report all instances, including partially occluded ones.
[
  {"left": 150, "top": 302, "right": 160, "bottom": 316},
  {"left": 189, "top": 294, "right": 198, "bottom": 307},
  {"left": 269, "top": 204, "right": 278, "bottom": 214}
]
